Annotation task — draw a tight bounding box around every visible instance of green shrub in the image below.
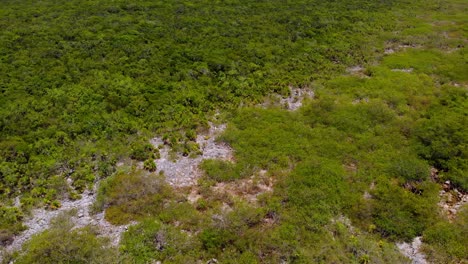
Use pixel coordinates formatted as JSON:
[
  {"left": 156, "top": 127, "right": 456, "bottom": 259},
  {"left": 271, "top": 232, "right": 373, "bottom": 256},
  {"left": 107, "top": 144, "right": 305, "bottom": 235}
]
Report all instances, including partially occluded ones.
[
  {"left": 370, "top": 182, "right": 439, "bottom": 241},
  {"left": 95, "top": 170, "right": 171, "bottom": 225},
  {"left": 199, "top": 228, "right": 231, "bottom": 253},
  {"left": 284, "top": 159, "right": 354, "bottom": 228},
  {"left": 415, "top": 86, "right": 467, "bottom": 190},
  {"left": 423, "top": 207, "right": 468, "bottom": 262},
  {"left": 121, "top": 219, "right": 200, "bottom": 263},
  {"left": 130, "top": 142, "right": 155, "bottom": 161},
  {"left": 201, "top": 159, "right": 239, "bottom": 182},
  {"left": 0, "top": 206, "right": 25, "bottom": 246},
  {"left": 143, "top": 159, "right": 157, "bottom": 172},
  {"left": 12, "top": 214, "right": 119, "bottom": 264},
  {"left": 387, "top": 155, "right": 430, "bottom": 182}
]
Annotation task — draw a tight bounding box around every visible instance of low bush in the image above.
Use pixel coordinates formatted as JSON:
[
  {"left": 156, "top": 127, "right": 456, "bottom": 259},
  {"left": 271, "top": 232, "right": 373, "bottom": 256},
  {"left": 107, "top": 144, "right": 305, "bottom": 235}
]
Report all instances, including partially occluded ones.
[
  {"left": 370, "top": 182, "right": 439, "bottom": 241},
  {"left": 95, "top": 170, "right": 172, "bottom": 225},
  {"left": 423, "top": 206, "right": 468, "bottom": 263},
  {"left": 143, "top": 159, "right": 157, "bottom": 172},
  {"left": 200, "top": 160, "right": 240, "bottom": 182},
  {"left": 0, "top": 206, "right": 25, "bottom": 246},
  {"left": 121, "top": 219, "right": 200, "bottom": 263},
  {"left": 11, "top": 214, "right": 119, "bottom": 264}
]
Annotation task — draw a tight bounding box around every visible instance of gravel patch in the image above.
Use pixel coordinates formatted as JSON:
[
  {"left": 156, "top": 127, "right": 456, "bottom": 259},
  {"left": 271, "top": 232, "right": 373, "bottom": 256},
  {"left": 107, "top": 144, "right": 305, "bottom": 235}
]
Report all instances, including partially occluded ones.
[
  {"left": 151, "top": 123, "right": 234, "bottom": 187},
  {"left": 438, "top": 180, "right": 468, "bottom": 221},
  {"left": 280, "top": 86, "right": 315, "bottom": 111},
  {"left": 1, "top": 186, "right": 132, "bottom": 260},
  {"left": 397, "top": 237, "right": 428, "bottom": 264}
]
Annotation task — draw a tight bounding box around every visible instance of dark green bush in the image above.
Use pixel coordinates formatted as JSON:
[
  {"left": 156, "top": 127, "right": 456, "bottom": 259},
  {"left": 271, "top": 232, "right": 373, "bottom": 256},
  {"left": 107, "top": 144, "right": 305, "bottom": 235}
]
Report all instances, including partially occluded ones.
[
  {"left": 415, "top": 86, "right": 467, "bottom": 190},
  {"left": 130, "top": 143, "right": 155, "bottom": 162},
  {"left": 370, "top": 182, "right": 439, "bottom": 241},
  {"left": 199, "top": 228, "right": 230, "bottom": 253},
  {"left": 387, "top": 155, "right": 429, "bottom": 182},
  {"left": 143, "top": 159, "right": 157, "bottom": 172},
  {"left": 0, "top": 206, "right": 25, "bottom": 246}
]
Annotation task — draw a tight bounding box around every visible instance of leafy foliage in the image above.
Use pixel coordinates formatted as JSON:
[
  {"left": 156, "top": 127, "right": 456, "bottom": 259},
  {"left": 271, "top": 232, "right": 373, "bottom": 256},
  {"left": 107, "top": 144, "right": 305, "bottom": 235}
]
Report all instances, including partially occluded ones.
[
  {"left": 0, "top": 206, "right": 25, "bottom": 247},
  {"left": 423, "top": 206, "right": 468, "bottom": 263},
  {"left": 7, "top": 214, "right": 119, "bottom": 264},
  {"left": 1, "top": 0, "right": 467, "bottom": 263},
  {"left": 0, "top": 0, "right": 427, "bottom": 204},
  {"left": 95, "top": 169, "right": 172, "bottom": 225}
]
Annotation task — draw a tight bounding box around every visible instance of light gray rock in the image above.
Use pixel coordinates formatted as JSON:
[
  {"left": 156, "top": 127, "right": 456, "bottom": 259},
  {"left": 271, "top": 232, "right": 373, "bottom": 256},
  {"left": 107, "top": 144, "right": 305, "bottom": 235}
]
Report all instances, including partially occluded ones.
[
  {"left": 151, "top": 122, "right": 233, "bottom": 187},
  {"left": 397, "top": 237, "right": 427, "bottom": 264}
]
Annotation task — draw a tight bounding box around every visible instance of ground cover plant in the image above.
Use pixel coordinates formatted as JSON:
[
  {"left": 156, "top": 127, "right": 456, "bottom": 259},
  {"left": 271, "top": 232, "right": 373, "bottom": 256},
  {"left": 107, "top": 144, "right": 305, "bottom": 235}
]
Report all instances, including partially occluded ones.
[{"left": 1, "top": 0, "right": 467, "bottom": 263}]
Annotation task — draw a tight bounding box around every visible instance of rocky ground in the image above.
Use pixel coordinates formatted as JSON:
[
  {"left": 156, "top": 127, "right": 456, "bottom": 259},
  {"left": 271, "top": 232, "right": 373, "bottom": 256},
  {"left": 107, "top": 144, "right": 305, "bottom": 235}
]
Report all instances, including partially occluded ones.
[
  {"left": 1, "top": 186, "right": 133, "bottom": 261},
  {"left": 280, "top": 86, "right": 315, "bottom": 111},
  {"left": 397, "top": 237, "right": 428, "bottom": 264},
  {"left": 438, "top": 180, "right": 468, "bottom": 221},
  {"left": 151, "top": 122, "right": 234, "bottom": 187},
  {"left": 259, "top": 86, "right": 314, "bottom": 111},
  {"left": 1, "top": 122, "right": 233, "bottom": 261},
  {"left": 396, "top": 172, "right": 468, "bottom": 264}
]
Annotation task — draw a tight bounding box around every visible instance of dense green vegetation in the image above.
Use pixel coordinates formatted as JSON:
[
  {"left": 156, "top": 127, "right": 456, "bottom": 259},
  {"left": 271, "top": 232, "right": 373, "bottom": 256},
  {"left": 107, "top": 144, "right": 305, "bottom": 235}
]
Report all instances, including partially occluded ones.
[
  {"left": 0, "top": 0, "right": 435, "bottom": 204},
  {"left": 1, "top": 0, "right": 467, "bottom": 263}
]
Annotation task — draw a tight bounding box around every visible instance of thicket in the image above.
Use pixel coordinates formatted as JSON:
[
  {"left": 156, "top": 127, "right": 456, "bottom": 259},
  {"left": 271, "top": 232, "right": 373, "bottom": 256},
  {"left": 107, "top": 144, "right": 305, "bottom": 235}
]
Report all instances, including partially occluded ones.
[
  {"left": 0, "top": 0, "right": 416, "bottom": 204},
  {"left": 1, "top": 0, "right": 467, "bottom": 263},
  {"left": 423, "top": 207, "right": 468, "bottom": 263},
  {"left": 0, "top": 0, "right": 432, "bottom": 246},
  {"left": 94, "top": 169, "right": 173, "bottom": 225}
]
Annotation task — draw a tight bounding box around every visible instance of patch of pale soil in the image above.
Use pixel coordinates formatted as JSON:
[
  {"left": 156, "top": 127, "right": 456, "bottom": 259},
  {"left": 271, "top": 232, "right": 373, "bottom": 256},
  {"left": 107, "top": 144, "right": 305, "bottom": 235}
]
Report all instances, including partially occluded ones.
[
  {"left": 279, "top": 86, "right": 315, "bottom": 111},
  {"left": 431, "top": 168, "right": 468, "bottom": 220},
  {"left": 187, "top": 188, "right": 202, "bottom": 204},
  {"left": 384, "top": 43, "right": 421, "bottom": 55},
  {"left": 451, "top": 82, "right": 468, "bottom": 89},
  {"left": 397, "top": 237, "right": 428, "bottom": 264},
  {"left": 438, "top": 180, "right": 468, "bottom": 221},
  {"left": 259, "top": 86, "right": 314, "bottom": 111},
  {"left": 151, "top": 123, "right": 234, "bottom": 187},
  {"left": 331, "top": 215, "right": 356, "bottom": 234},
  {"left": 346, "top": 65, "right": 371, "bottom": 79},
  {"left": 444, "top": 47, "right": 462, "bottom": 54},
  {"left": 391, "top": 68, "right": 414, "bottom": 73},
  {"left": 211, "top": 171, "right": 274, "bottom": 204},
  {"left": 362, "top": 181, "right": 375, "bottom": 200},
  {"left": 384, "top": 48, "right": 396, "bottom": 54},
  {"left": 1, "top": 186, "right": 132, "bottom": 260},
  {"left": 398, "top": 44, "right": 420, "bottom": 49},
  {"left": 346, "top": 65, "right": 365, "bottom": 73}
]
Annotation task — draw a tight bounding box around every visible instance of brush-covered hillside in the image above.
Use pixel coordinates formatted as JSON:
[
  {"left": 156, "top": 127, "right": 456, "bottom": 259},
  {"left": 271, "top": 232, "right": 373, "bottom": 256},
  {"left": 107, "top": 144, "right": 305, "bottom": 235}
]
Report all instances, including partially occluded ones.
[{"left": 0, "top": 0, "right": 467, "bottom": 263}]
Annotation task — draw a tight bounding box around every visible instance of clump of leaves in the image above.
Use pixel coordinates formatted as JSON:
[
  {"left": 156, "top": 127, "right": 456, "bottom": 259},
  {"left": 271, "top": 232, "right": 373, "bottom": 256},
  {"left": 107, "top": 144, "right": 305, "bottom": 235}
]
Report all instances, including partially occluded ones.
[
  {"left": 143, "top": 159, "right": 157, "bottom": 172},
  {"left": 95, "top": 170, "right": 172, "bottom": 225}
]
